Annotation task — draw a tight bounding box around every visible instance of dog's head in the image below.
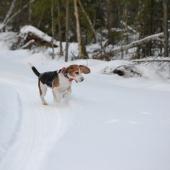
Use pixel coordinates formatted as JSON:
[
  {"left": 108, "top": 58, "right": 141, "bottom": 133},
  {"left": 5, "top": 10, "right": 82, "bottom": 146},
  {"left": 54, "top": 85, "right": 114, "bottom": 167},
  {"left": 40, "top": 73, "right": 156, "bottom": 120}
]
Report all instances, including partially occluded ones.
[{"left": 65, "top": 64, "right": 90, "bottom": 82}]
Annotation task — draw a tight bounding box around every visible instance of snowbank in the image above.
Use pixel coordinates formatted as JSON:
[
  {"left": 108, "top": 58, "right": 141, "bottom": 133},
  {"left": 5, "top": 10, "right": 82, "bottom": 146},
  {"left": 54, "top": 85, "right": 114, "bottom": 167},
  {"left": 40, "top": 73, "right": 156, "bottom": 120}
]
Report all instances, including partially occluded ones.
[
  {"left": 0, "top": 32, "right": 17, "bottom": 49},
  {"left": 103, "top": 60, "right": 170, "bottom": 80}
]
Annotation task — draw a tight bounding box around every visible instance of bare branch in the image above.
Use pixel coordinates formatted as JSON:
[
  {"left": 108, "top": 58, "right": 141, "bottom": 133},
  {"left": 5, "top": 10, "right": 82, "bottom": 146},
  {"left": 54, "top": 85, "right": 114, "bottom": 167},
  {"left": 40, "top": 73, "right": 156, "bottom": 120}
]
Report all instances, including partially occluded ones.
[
  {"left": 120, "top": 20, "right": 138, "bottom": 34},
  {"left": 0, "top": 0, "right": 17, "bottom": 30},
  {"left": 1, "top": 0, "right": 36, "bottom": 30},
  {"left": 21, "top": 39, "right": 35, "bottom": 49}
]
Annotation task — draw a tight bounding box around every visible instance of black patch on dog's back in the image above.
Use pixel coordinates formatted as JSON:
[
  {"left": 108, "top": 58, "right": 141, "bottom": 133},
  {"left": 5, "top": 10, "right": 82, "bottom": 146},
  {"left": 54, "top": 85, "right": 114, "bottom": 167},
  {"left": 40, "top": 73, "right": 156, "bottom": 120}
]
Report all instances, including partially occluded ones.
[{"left": 39, "top": 71, "right": 58, "bottom": 87}]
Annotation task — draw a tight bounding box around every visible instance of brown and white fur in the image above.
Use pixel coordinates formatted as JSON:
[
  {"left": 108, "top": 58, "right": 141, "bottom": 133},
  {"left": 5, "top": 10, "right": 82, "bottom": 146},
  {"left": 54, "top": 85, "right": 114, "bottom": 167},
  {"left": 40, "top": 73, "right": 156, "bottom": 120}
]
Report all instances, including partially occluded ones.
[{"left": 31, "top": 64, "right": 90, "bottom": 105}]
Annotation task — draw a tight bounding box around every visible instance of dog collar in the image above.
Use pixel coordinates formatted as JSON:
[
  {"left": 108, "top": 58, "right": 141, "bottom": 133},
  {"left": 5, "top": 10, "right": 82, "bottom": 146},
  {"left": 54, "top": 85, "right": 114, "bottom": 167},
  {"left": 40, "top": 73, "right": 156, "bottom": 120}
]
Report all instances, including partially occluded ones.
[{"left": 58, "top": 67, "right": 74, "bottom": 82}]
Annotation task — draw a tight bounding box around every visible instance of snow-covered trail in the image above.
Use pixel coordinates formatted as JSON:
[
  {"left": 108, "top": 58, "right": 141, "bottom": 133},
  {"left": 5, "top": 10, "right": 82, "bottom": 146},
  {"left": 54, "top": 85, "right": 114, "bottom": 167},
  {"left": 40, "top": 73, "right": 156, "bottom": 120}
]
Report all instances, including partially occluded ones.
[
  {"left": 0, "top": 85, "right": 68, "bottom": 170},
  {"left": 0, "top": 48, "right": 170, "bottom": 170},
  {"left": 0, "top": 50, "right": 73, "bottom": 170}
]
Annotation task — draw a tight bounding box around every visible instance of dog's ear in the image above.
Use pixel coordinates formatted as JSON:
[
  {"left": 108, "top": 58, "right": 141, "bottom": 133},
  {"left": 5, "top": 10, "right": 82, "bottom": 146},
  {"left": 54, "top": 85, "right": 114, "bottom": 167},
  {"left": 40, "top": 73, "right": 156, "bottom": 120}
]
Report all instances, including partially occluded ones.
[{"left": 79, "top": 65, "right": 91, "bottom": 74}]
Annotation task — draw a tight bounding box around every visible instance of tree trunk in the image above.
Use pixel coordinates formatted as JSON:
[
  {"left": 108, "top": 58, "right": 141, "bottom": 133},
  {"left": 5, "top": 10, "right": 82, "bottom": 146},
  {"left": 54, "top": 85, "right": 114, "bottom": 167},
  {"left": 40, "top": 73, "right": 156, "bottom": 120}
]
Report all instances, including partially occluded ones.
[
  {"left": 65, "top": 0, "right": 69, "bottom": 62},
  {"left": 1, "top": 0, "right": 35, "bottom": 31},
  {"left": 0, "top": 0, "right": 17, "bottom": 31},
  {"left": 123, "top": 2, "right": 128, "bottom": 55},
  {"left": 78, "top": 0, "right": 96, "bottom": 42},
  {"left": 28, "top": 0, "right": 32, "bottom": 24},
  {"left": 163, "top": 0, "right": 169, "bottom": 57},
  {"left": 74, "top": 0, "right": 88, "bottom": 59},
  {"left": 57, "top": 0, "right": 63, "bottom": 57},
  {"left": 106, "top": 0, "right": 114, "bottom": 44},
  {"left": 51, "top": 0, "right": 55, "bottom": 59}
]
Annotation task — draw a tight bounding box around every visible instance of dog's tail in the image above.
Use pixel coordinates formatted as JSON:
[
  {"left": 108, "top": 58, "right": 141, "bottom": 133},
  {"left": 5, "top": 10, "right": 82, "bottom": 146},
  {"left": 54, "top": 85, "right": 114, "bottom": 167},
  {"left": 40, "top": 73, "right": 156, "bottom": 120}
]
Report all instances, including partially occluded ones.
[{"left": 29, "top": 63, "right": 40, "bottom": 77}]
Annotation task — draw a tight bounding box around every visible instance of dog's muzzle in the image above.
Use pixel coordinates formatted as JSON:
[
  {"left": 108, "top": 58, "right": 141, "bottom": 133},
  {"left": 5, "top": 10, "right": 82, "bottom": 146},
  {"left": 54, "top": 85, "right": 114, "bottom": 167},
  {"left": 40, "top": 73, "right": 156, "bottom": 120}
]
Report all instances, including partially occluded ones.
[{"left": 76, "top": 76, "right": 84, "bottom": 83}]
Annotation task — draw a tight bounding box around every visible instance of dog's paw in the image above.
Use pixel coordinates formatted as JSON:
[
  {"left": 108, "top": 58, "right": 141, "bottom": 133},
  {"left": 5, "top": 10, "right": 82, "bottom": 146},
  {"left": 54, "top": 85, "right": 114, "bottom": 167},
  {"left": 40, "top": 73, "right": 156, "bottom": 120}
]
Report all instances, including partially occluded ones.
[{"left": 42, "top": 102, "right": 48, "bottom": 105}]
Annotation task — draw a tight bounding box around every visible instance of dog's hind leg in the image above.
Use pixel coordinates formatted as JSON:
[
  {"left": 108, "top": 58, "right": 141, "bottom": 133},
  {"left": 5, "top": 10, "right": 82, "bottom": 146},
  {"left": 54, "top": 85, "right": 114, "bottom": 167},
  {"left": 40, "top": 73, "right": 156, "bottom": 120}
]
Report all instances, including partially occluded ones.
[
  {"left": 52, "top": 88, "right": 62, "bottom": 103},
  {"left": 38, "top": 80, "right": 48, "bottom": 105}
]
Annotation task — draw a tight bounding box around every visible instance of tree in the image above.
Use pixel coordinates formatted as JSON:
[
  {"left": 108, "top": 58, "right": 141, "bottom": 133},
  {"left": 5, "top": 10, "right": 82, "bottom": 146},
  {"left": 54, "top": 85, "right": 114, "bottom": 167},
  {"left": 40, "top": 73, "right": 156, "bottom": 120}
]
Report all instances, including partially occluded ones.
[
  {"left": 0, "top": 0, "right": 17, "bottom": 31},
  {"left": 78, "top": 0, "right": 96, "bottom": 42},
  {"left": 51, "top": 0, "right": 55, "bottom": 59},
  {"left": 74, "top": 0, "right": 88, "bottom": 59},
  {"left": 57, "top": 0, "right": 63, "bottom": 57},
  {"left": 28, "top": 0, "right": 32, "bottom": 24},
  {"left": 163, "top": 0, "right": 169, "bottom": 57},
  {"left": 135, "top": 0, "right": 163, "bottom": 58},
  {"left": 106, "top": 0, "right": 114, "bottom": 44},
  {"left": 65, "top": 0, "right": 69, "bottom": 62}
]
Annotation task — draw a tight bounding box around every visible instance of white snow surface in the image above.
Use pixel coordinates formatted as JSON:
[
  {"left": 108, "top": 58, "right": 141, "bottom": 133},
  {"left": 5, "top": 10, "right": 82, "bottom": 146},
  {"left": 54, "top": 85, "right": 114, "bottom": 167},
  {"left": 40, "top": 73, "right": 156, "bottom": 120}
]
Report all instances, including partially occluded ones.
[
  {"left": 0, "top": 40, "right": 170, "bottom": 170},
  {"left": 0, "top": 32, "right": 17, "bottom": 49}
]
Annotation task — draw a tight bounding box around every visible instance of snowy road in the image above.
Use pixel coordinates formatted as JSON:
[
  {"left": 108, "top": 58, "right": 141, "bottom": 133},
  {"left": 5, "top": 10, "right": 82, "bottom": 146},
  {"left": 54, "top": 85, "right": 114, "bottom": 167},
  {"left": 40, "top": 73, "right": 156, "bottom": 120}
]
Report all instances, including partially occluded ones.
[{"left": 0, "top": 48, "right": 170, "bottom": 170}]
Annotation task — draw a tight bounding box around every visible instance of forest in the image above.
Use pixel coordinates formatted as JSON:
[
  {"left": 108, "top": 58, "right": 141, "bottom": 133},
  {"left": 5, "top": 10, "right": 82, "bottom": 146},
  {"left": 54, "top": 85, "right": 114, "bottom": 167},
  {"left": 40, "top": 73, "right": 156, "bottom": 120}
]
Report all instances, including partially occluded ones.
[{"left": 0, "top": 0, "right": 169, "bottom": 60}]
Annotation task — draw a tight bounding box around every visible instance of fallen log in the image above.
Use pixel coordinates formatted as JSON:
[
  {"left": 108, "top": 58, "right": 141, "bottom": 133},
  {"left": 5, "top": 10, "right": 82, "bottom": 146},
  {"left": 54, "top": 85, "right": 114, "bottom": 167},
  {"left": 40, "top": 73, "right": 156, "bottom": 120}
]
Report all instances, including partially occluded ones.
[{"left": 13, "top": 25, "right": 58, "bottom": 49}]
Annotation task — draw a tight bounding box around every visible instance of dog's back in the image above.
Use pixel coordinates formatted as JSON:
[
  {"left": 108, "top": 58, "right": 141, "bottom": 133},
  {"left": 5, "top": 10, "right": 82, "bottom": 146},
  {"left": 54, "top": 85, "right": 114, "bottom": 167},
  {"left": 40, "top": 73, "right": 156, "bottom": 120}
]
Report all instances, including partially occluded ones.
[
  {"left": 39, "top": 71, "right": 58, "bottom": 88},
  {"left": 31, "top": 65, "right": 58, "bottom": 88}
]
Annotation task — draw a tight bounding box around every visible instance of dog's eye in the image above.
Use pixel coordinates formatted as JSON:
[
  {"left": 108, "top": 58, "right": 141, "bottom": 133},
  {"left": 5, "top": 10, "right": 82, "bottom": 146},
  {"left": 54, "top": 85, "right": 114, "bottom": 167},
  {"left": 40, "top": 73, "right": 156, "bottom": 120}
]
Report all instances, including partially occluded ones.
[{"left": 75, "top": 72, "right": 79, "bottom": 75}]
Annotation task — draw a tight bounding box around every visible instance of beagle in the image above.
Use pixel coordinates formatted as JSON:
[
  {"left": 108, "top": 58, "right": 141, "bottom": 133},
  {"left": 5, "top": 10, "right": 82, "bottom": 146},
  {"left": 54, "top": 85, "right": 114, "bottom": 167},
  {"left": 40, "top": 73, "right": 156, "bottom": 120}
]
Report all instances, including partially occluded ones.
[{"left": 31, "top": 64, "right": 90, "bottom": 105}]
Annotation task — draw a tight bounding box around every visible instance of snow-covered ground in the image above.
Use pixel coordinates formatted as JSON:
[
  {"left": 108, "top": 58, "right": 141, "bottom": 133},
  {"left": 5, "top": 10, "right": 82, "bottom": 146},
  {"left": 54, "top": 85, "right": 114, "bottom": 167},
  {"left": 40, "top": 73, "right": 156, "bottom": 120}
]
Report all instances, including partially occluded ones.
[{"left": 0, "top": 38, "right": 170, "bottom": 170}]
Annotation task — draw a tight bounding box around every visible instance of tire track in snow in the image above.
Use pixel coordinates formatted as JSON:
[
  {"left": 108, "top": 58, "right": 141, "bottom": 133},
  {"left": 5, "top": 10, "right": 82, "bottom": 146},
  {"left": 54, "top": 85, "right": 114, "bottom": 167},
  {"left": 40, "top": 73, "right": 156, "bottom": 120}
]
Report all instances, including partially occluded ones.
[
  {"left": 0, "top": 88, "right": 23, "bottom": 163},
  {"left": 0, "top": 84, "right": 71, "bottom": 170}
]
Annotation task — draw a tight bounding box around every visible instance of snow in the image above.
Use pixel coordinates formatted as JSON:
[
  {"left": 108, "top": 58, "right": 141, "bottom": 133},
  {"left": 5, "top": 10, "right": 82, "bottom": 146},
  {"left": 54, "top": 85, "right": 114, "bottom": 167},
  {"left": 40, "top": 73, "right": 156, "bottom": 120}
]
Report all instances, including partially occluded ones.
[
  {"left": 0, "top": 33, "right": 170, "bottom": 170},
  {"left": 0, "top": 84, "right": 21, "bottom": 161},
  {"left": 0, "top": 32, "right": 17, "bottom": 49},
  {"left": 103, "top": 59, "right": 170, "bottom": 80},
  {"left": 20, "top": 25, "right": 58, "bottom": 46}
]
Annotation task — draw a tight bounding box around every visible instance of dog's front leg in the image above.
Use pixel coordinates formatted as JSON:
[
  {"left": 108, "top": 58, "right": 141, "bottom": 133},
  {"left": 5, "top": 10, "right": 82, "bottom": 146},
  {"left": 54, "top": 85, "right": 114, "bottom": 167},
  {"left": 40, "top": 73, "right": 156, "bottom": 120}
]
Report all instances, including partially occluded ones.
[
  {"left": 52, "top": 88, "right": 62, "bottom": 103},
  {"left": 63, "top": 87, "right": 72, "bottom": 98}
]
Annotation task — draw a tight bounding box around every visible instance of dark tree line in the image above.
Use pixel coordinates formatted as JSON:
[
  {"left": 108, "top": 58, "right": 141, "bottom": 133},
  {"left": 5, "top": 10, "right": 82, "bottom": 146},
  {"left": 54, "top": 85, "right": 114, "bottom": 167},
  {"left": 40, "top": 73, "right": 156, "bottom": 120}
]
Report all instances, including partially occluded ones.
[{"left": 0, "top": 0, "right": 169, "bottom": 59}]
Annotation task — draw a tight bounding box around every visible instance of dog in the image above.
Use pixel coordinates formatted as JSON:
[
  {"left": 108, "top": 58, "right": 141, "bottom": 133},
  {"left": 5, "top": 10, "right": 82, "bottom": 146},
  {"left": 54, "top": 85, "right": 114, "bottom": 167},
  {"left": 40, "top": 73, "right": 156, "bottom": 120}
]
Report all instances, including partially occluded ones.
[{"left": 31, "top": 64, "right": 90, "bottom": 105}]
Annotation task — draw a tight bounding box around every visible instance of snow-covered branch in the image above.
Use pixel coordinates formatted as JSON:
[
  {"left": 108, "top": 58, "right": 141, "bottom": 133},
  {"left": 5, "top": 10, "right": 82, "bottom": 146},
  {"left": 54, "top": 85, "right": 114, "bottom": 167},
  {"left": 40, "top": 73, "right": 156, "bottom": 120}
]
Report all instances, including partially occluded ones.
[
  {"left": 21, "top": 39, "right": 35, "bottom": 49},
  {"left": 132, "top": 58, "right": 170, "bottom": 63},
  {"left": 111, "top": 30, "right": 170, "bottom": 54}
]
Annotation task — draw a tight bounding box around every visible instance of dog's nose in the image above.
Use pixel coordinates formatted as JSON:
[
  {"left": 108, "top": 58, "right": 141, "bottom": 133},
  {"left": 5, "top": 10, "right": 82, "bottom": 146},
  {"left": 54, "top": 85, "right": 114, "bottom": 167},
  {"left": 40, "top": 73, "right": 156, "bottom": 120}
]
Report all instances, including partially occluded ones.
[{"left": 80, "top": 77, "right": 84, "bottom": 82}]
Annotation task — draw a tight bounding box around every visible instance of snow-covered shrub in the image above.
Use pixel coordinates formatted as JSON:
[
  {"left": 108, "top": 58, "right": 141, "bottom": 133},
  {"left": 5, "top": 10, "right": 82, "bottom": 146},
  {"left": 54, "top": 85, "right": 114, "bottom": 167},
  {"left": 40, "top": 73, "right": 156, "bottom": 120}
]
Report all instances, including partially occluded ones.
[
  {"left": 103, "top": 59, "right": 170, "bottom": 80},
  {"left": 112, "top": 65, "right": 142, "bottom": 78}
]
